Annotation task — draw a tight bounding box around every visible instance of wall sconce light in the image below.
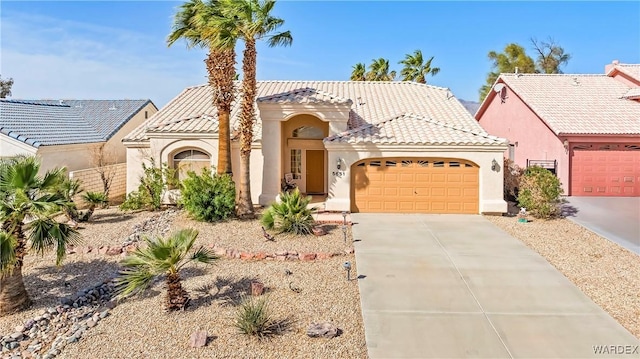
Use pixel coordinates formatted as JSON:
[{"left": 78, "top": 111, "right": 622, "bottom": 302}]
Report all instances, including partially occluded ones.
[
  {"left": 491, "top": 158, "right": 499, "bottom": 172},
  {"left": 563, "top": 139, "right": 570, "bottom": 151},
  {"left": 336, "top": 157, "right": 342, "bottom": 170}
]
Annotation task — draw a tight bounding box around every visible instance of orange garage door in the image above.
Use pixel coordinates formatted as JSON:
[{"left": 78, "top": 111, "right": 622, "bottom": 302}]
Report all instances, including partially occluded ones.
[
  {"left": 571, "top": 148, "right": 640, "bottom": 196},
  {"left": 351, "top": 158, "right": 479, "bottom": 214}
]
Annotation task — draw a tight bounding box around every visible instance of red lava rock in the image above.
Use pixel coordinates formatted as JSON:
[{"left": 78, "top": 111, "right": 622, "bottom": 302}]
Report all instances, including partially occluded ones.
[
  {"left": 317, "top": 252, "right": 333, "bottom": 260},
  {"left": 312, "top": 227, "right": 326, "bottom": 236},
  {"left": 344, "top": 247, "right": 354, "bottom": 254},
  {"left": 213, "top": 247, "right": 226, "bottom": 257},
  {"left": 240, "top": 252, "right": 254, "bottom": 260},
  {"left": 106, "top": 246, "right": 123, "bottom": 256},
  {"left": 300, "top": 253, "right": 317, "bottom": 261},
  {"left": 250, "top": 281, "right": 264, "bottom": 296},
  {"left": 82, "top": 246, "right": 93, "bottom": 254},
  {"left": 286, "top": 254, "right": 299, "bottom": 261},
  {"left": 275, "top": 255, "right": 287, "bottom": 261},
  {"left": 98, "top": 246, "right": 108, "bottom": 255},
  {"left": 189, "top": 331, "right": 208, "bottom": 348},
  {"left": 254, "top": 252, "right": 267, "bottom": 260},
  {"left": 125, "top": 244, "right": 138, "bottom": 253}
]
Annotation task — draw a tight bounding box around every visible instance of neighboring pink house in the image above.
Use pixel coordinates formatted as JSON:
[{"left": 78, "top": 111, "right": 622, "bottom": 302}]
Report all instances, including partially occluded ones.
[{"left": 475, "top": 61, "right": 640, "bottom": 197}]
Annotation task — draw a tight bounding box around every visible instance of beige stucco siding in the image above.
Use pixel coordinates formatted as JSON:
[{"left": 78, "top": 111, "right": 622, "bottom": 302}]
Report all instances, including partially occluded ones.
[{"left": 106, "top": 102, "right": 158, "bottom": 163}]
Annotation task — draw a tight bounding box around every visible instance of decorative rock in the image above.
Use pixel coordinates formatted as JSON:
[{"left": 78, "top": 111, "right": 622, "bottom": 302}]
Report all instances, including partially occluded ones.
[
  {"left": 125, "top": 244, "right": 137, "bottom": 253},
  {"left": 274, "top": 250, "right": 288, "bottom": 257},
  {"left": 189, "top": 331, "right": 208, "bottom": 348},
  {"left": 82, "top": 246, "right": 93, "bottom": 254},
  {"left": 285, "top": 254, "right": 299, "bottom": 261},
  {"left": 86, "top": 320, "right": 97, "bottom": 328},
  {"left": 9, "top": 333, "right": 22, "bottom": 341},
  {"left": 254, "top": 252, "right": 267, "bottom": 260},
  {"left": 13, "top": 326, "right": 24, "bottom": 334},
  {"left": 98, "top": 246, "right": 108, "bottom": 255},
  {"left": 300, "top": 253, "right": 317, "bottom": 261},
  {"left": 60, "top": 297, "right": 73, "bottom": 306},
  {"left": 317, "top": 252, "right": 333, "bottom": 260},
  {"left": 306, "top": 322, "right": 339, "bottom": 339},
  {"left": 344, "top": 247, "right": 355, "bottom": 254},
  {"left": 239, "top": 252, "right": 254, "bottom": 260},
  {"left": 105, "top": 247, "right": 122, "bottom": 256},
  {"left": 275, "top": 255, "right": 286, "bottom": 261},
  {"left": 99, "top": 310, "right": 109, "bottom": 319},
  {"left": 312, "top": 227, "right": 326, "bottom": 236},
  {"left": 213, "top": 248, "right": 226, "bottom": 257},
  {"left": 250, "top": 281, "right": 264, "bottom": 296},
  {"left": 105, "top": 300, "right": 117, "bottom": 309}
]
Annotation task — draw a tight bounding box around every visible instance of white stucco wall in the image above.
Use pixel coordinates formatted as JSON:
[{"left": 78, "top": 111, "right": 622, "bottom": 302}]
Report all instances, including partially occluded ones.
[
  {"left": 0, "top": 133, "right": 37, "bottom": 159},
  {"left": 323, "top": 144, "right": 507, "bottom": 214}
]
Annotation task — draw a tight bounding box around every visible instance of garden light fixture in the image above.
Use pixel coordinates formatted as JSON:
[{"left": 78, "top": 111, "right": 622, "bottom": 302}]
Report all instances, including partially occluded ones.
[
  {"left": 343, "top": 261, "right": 352, "bottom": 281},
  {"left": 342, "top": 225, "right": 347, "bottom": 244}
]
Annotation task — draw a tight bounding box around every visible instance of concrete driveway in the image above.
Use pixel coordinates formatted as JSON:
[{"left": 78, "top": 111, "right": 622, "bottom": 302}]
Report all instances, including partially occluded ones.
[
  {"left": 563, "top": 197, "right": 640, "bottom": 255},
  {"left": 352, "top": 214, "right": 639, "bottom": 358}
]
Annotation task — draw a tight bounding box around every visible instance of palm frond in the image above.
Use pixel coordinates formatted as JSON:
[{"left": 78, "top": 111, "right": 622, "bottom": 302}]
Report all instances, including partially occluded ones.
[
  {"left": 0, "top": 231, "right": 17, "bottom": 274},
  {"left": 115, "top": 267, "right": 156, "bottom": 297}
]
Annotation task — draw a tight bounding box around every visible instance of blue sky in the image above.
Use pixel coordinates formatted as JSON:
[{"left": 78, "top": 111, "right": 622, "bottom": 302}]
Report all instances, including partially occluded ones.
[{"left": 1, "top": 1, "right": 639, "bottom": 108}]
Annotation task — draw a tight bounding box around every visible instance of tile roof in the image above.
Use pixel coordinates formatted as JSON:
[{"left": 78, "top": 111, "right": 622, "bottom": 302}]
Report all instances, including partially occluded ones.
[
  {"left": 324, "top": 113, "right": 506, "bottom": 146},
  {"left": 608, "top": 63, "right": 640, "bottom": 82},
  {"left": 0, "top": 99, "right": 153, "bottom": 147},
  {"left": 257, "top": 87, "right": 353, "bottom": 105},
  {"left": 125, "top": 81, "right": 486, "bottom": 146},
  {"left": 623, "top": 88, "right": 640, "bottom": 100},
  {"left": 498, "top": 74, "right": 640, "bottom": 135}
]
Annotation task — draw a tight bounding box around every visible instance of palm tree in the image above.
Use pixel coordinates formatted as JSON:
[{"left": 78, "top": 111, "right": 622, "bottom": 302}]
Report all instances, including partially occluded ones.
[
  {"left": 399, "top": 49, "right": 440, "bottom": 84},
  {"left": 0, "top": 156, "right": 81, "bottom": 316},
  {"left": 168, "top": 0, "right": 236, "bottom": 176},
  {"left": 366, "top": 58, "right": 396, "bottom": 81},
  {"left": 217, "top": 0, "right": 292, "bottom": 218},
  {"left": 79, "top": 192, "right": 109, "bottom": 222},
  {"left": 116, "top": 228, "right": 217, "bottom": 311},
  {"left": 350, "top": 63, "right": 366, "bottom": 81}
]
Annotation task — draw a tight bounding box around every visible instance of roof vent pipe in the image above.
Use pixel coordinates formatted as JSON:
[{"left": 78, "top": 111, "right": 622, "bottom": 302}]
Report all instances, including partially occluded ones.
[{"left": 515, "top": 67, "right": 519, "bottom": 74}]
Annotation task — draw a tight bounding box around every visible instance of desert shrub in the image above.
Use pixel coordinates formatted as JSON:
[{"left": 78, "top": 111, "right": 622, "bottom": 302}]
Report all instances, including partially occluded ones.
[
  {"left": 234, "top": 296, "right": 283, "bottom": 339},
  {"left": 120, "top": 161, "right": 177, "bottom": 211},
  {"left": 180, "top": 168, "right": 236, "bottom": 222},
  {"left": 261, "top": 188, "right": 315, "bottom": 235},
  {"left": 517, "top": 166, "right": 563, "bottom": 219},
  {"left": 503, "top": 158, "right": 524, "bottom": 201}
]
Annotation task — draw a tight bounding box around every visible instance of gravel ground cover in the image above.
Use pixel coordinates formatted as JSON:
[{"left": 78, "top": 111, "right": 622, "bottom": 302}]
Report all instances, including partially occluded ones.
[
  {"left": 486, "top": 215, "right": 640, "bottom": 339},
  {"left": 0, "top": 208, "right": 366, "bottom": 359}
]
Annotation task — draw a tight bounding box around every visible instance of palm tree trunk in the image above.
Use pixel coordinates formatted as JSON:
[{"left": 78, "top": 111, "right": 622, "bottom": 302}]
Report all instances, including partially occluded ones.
[
  {"left": 165, "top": 272, "right": 189, "bottom": 311},
  {"left": 0, "top": 226, "right": 31, "bottom": 316},
  {"left": 236, "top": 38, "right": 257, "bottom": 219},
  {"left": 206, "top": 48, "right": 235, "bottom": 176}
]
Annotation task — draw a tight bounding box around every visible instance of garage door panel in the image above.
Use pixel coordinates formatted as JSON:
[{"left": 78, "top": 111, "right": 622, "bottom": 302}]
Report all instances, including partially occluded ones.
[
  {"left": 352, "top": 158, "right": 479, "bottom": 213},
  {"left": 571, "top": 147, "right": 640, "bottom": 197}
]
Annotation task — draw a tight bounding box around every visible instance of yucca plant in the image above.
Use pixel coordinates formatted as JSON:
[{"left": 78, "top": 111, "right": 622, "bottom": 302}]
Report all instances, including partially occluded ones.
[
  {"left": 116, "top": 228, "right": 217, "bottom": 311},
  {"left": 79, "top": 191, "right": 108, "bottom": 222},
  {"left": 234, "top": 296, "right": 279, "bottom": 339},
  {"left": 261, "top": 188, "right": 316, "bottom": 235}
]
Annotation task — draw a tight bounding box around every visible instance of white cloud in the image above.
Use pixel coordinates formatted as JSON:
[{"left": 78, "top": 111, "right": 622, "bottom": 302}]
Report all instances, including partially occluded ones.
[{"left": 1, "top": 10, "right": 208, "bottom": 108}]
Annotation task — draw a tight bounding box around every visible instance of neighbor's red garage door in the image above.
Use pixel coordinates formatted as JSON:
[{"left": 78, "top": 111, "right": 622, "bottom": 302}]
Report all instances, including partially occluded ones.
[{"left": 571, "top": 147, "right": 640, "bottom": 196}]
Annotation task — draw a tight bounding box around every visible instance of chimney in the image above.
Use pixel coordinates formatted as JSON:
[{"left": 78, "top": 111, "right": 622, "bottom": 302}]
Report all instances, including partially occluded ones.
[{"left": 605, "top": 59, "right": 620, "bottom": 75}]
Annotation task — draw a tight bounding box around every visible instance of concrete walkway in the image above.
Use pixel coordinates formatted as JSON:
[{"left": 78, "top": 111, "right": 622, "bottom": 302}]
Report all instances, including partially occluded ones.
[
  {"left": 563, "top": 197, "right": 640, "bottom": 255},
  {"left": 352, "top": 214, "right": 639, "bottom": 358}
]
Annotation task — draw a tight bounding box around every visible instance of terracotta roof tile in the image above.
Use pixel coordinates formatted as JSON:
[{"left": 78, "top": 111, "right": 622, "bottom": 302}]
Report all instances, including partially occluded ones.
[
  {"left": 500, "top": 74, "right": 640, "bottom": 135},
  {"left": 125, "top": 81, "right": 486, "bottom": 145},
  {"left": 325, "top": 113, "right": 506, "bottom": 146},
  {"left": 610, "top": 63, "right": 640, "bottom": 82}
]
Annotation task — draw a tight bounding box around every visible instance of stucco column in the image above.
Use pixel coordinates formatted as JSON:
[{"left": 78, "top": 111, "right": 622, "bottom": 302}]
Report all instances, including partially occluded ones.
[
  {"left": 324, "top": 149, "right": 353, "bottom": 211},
  {"left": 479, "top": 152, "right": 508, "bottom": 213},
  {"left": 259, "top": 119, "right": 282, "bottom": 206}
]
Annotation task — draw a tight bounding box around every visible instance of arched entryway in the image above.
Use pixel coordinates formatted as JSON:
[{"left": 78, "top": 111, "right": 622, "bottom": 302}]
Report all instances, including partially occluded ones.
[
  {"left": 351, "top": 157, "right": 479, "bottom": 213},
  {"left": 282, "top": 114, "right": 328, "bottom": 194},
  {"left": 172, "top": 149, "right": 211, "bottom": 182}
]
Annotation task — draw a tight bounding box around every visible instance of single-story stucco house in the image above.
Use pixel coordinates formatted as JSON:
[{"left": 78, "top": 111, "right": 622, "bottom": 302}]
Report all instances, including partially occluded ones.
[
  {"left": 476, "top": 61, "right": 640, "bottom": 197},
  {"left": 0, "top": 99, "right": 158, "bottom": 173},
  {"left": 124, "top": 81, "right": 508, "bottom": 214}
]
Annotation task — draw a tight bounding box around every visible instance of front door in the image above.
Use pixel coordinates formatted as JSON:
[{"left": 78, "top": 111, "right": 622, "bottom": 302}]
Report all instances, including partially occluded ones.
[{"left": 306, "top": 150, "right": 324, "bottom": 194}]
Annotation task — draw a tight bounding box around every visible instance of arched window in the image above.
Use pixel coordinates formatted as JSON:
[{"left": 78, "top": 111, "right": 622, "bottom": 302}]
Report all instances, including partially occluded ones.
[
  {"left": 292, "top": 126, "right": 324, "bottom": 139},
  {"left": 173, "top": 149, "right": 210, "bottom": 181}
]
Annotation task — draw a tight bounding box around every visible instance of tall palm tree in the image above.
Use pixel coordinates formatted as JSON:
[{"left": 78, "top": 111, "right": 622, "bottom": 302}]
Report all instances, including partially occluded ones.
[
  {"left": 350, "top": 63, "right": 366, "bottom": 81},
  {"left": 116, "top": 228, "right": 217, "bottom": 311},
  {"left": 399, "top": 49, "right": 440, "bottom": 84},
  {"left": 218, "top": 0, "right": 292, "bottom": 218},
  {"left": 366, "top": 58, "right": 396, "bottom": 81},
  {"left": 0, "top": 156, "right": 81, "bottom": 316},
  {"left": 168, "top": 0, "right": 236, "bottom": 175}
]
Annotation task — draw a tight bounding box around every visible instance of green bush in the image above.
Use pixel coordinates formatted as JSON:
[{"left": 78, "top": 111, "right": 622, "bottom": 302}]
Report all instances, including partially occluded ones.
[
  {"left": 261, "top": 188, "right": 315, "bottom": 235},
  {"left": 517, "top": 166, "right": 564, "bottom": 219},
  {"left": 180, "top": 168, "right": 236, "bottom": 222},
  {"left": 234, "top": 296, "right": 280, "bottom": 339},
  {"left": 120, "top": 161, "right": 177, "bottom": 211}
]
